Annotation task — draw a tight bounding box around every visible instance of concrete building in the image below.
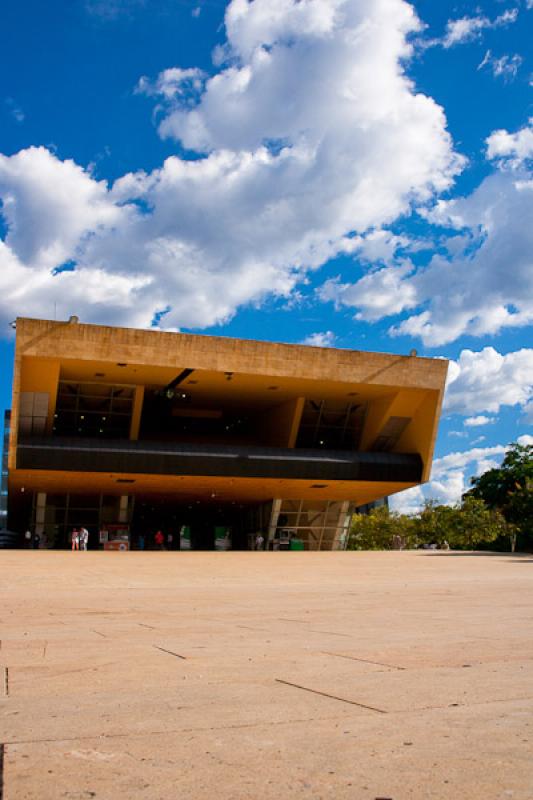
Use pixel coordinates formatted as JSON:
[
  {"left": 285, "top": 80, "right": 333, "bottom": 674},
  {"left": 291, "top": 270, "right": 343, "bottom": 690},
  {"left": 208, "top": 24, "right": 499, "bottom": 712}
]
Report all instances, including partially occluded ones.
[{"left": 6, "top": 317, "right": 447, "bottom": 550}]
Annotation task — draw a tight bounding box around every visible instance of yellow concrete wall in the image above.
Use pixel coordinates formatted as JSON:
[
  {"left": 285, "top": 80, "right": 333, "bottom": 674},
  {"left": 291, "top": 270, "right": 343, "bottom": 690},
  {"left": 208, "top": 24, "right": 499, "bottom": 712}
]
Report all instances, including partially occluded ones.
[
  {"left": 13, "top": 318, "right": 448, "bottom": 391},
  {"left": 19, "top": 357, "right": 60, "bottom": 434},
  {"left": 395, "top": 389, "right": 444, "bottom": 482}
]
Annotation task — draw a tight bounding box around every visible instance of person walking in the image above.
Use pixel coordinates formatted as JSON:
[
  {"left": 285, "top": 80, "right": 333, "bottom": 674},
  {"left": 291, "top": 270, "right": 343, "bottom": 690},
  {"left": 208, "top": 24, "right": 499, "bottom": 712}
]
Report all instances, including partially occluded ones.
[{"left": 71, "top": 528, "right": 80, "bottom": 551}]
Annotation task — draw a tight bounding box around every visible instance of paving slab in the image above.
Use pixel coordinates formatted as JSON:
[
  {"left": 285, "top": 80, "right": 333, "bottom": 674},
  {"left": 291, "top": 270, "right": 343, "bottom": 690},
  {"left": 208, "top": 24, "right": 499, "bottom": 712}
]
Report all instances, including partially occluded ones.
[{"left": 1, "top": 550, "right": 533, "bottom": 799}]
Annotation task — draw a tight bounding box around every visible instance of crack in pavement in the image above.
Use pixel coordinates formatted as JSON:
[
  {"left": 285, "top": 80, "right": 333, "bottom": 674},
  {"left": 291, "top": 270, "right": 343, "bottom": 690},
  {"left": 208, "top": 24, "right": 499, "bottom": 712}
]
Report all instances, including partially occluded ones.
[{"left": 275, "top": 678, "right": 387, "bottom": 713}]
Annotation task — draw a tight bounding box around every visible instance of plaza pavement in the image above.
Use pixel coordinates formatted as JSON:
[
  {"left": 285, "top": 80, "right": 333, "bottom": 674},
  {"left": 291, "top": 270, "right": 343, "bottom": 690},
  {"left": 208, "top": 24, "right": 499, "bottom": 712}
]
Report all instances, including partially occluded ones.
[{"left": 1, "top": 550, "right": 532, "bottom": 799}]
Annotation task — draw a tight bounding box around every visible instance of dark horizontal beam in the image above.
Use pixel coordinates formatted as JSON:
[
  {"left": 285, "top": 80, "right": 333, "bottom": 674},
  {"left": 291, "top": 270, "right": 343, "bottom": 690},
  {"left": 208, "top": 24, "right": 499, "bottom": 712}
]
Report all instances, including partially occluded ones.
[{"left": 17, "top": 437, "right": 423, "bottom": 483}]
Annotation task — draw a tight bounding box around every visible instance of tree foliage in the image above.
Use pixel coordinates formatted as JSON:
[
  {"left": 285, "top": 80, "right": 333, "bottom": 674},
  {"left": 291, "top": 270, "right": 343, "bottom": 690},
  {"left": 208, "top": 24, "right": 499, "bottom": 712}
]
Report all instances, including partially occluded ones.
[
  {"left": 348, "top": 443, "right": 531, "bottom": 552},
  {"left": 349, "top": 506, "right": 416, "bottom": 550},
  {"left": 466, "top": 443, "right": 533, "bottom": 546}
]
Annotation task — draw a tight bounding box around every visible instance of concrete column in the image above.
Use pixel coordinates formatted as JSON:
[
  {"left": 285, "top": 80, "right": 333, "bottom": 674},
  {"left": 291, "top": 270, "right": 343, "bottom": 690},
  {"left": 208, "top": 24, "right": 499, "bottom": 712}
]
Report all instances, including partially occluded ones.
[
  {"left": 35, "top": 492, "right": 46, "bottom": 540},
  {"left": 332, "top": 500, "right": 351, "bottom": 551},
  {"left": 118, "top": 495, "right": 129, "bottom": 524},
  {"left": 287, "top": 396, "right": 305, "bottom": 448},
  {"left": 267, "top": 499, "right": 282, "bottom": 548},
  {"left": 129, "top": 385, "right": 145, "bottom": 440}
]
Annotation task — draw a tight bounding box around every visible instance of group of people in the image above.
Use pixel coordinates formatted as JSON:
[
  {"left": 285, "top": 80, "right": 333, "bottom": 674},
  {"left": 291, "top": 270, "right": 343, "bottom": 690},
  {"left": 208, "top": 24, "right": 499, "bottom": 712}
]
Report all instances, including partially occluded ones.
[
  {"left": 71, "top": 527, "right": 89, "bottom": 550},
  {"left": 135, "top": 530, "right": 176, "bottom": 550}
]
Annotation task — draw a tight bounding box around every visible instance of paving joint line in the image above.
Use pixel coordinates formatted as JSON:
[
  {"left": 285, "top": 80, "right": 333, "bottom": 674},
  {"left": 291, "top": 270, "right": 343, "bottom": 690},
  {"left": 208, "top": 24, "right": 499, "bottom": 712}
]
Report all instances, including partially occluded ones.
[
  {"left": 0, "top": 743, "right": 4, "bottom": 800},
  {"left": 2, "top": 669, "right": 8, "bottom": 698},
  {"left": 3, "top": 714, "right": 349, "bottom": 747},
  {"left": 321, "top": 652, "right": 406, "bottom": 671},
  {"left": 153, "top": 645, "right": 187, "bottom": 660},
  {"left": 275, "top": 678, "right": 387, "bottom": 713}
]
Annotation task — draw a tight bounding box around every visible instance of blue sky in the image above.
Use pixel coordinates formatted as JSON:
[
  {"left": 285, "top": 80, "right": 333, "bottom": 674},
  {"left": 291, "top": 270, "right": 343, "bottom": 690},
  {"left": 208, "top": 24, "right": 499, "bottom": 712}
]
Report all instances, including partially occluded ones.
[{"left": 1, "top": 0, "right": 532, "bottom": 510}]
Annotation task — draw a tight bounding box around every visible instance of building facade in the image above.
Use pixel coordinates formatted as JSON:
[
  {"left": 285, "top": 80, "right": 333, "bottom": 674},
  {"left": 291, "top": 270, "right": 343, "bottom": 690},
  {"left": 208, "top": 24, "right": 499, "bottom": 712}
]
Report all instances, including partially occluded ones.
[{"left": 6, "top": 317, "right": 447, "bottom": 550}]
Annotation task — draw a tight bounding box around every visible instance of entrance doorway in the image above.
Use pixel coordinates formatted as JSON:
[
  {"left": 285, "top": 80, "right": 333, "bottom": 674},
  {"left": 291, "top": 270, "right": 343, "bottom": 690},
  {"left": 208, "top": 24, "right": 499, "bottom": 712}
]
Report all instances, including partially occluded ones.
[{"left": 130, "top": 497, "right": 272, "bottom": 551}]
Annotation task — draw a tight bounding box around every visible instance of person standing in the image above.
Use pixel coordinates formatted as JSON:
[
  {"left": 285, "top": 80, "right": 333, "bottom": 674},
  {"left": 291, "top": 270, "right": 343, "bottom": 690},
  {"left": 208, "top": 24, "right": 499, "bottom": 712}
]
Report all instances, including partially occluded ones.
[
  {"left": 80, "top": 528, "right": 89, "bottom": 550},
  {"left": 255, "top": 533, "right": 265, "bottom": 551},
  {"left": 24, "top": 530, "right": 32, "bottom": 549},
  {"left": 166, "top": 532, "right": 174, "bottom": 550},
  {"left": 32, "top": 532, "right": 40, "bottom": 549},
  {"left": 79, "top": 527, "right": 89, "bottom": 551},
  {"left": 71, "top": 528, "right": 80, "bottom": 551},
  {"left": 154, "top": 530, "right": 164, "bottom": 550}
]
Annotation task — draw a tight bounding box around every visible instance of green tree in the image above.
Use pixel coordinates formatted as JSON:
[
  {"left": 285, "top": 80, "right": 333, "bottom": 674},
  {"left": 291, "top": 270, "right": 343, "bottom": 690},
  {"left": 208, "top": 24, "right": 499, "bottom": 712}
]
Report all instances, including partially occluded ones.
[
  {"left": 348, "top": 506, "right": 416, "bottom": 550},
  {"left": 414, "top": 501, "right": 458, "bottom": 545},
  {"left": 413, "top": 497, "right": 508, "bottom": 550},
  {"left": 450, "top": 496, "right": 502, "bottom": 550},
  {"left": 466, "top": 443, "right": 533, "bottom": 546}
]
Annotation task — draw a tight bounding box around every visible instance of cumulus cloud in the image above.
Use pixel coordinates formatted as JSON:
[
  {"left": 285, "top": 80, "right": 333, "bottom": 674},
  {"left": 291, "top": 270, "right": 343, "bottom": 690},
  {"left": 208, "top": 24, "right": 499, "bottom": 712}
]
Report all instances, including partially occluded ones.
[
  {"left": 0, "top": 0, "right": 463, "bottom": 332},
  {"left": 320, "top": 261, "right": 418, "bottom": 322},
  {"left": 320, "top": 164, "right": 533, "bottom": 345},
  {"left": 464, "top": 415, "right": 495, "bottom": 427},
  {"left": 0, "top": 147, "right": 123, "bottom": 271},
  {"left": 391, "top": 168, "right": 533, "bottom": 345},
  {"left": 487, "top": 119, "right": 533, "bottom": 166},
  {"left": 301, "top": 331, "right": 336, "bottom": 347},
  {"left": 391, "top": 443, "right": 509, "bottom": 512},
  {"left": 444, "top": 347, "right": 533, "bottom": 416}
]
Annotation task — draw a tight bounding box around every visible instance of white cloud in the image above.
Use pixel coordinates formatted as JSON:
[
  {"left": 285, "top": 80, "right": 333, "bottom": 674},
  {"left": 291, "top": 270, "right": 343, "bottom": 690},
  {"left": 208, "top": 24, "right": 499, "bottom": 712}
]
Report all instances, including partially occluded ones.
[
  {"left": 478, "top": 50, "right": 523, "bottom": 80},
  {"left": 301, "top": 331, "right": 336, "bottom": 347},
  {"left": 0, "top": 147, "right": 123, "bottom": 271},
  {"left": 0, "top": 0, "right": 463, "bottom": 332},
  {"left": 320, "top": 165, "right": 533, "bottom": 346},
  {"left": 445, "top": 347, "right": 533, "bottom": 416},
  {"left": 319, "top": 261, "right": 418, "bottom": 322},
  {"left": 464, "top": 415, "right": 495, "bottom": 427},
  {"left": 518, "top": 434, "right": 533, "bottom": 446},
  {"left": 391, "top": 443, "right": 509, "bottom": 512},
  {"left": 423, "top": 9, "right": 518, "bottom": 49},
  {"left": 391, "top": 169, "right": 533, "bottom": 345},
  {"left": 442, "top": 15, "right": 490, "bottom": 47},
  {"left": 487, "top": 119, "right": 533, "bottom": 166},
  {"left": 137, "top": 68, "right": 206, "bottom": 102}
]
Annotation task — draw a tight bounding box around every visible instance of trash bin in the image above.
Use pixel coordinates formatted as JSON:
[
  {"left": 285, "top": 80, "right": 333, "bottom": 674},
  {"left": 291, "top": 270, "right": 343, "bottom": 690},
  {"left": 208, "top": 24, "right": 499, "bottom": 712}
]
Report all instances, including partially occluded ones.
[{"left": 290, "top": 538, "right": 304, "bottom": 551}]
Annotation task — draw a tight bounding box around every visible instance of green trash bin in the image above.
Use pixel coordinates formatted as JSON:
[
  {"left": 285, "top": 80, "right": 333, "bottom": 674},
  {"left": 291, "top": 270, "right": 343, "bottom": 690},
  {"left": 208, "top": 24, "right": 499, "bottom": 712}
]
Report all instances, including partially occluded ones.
[{"left": 290, "top": 538, "right": 304, "bottom": 551}]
